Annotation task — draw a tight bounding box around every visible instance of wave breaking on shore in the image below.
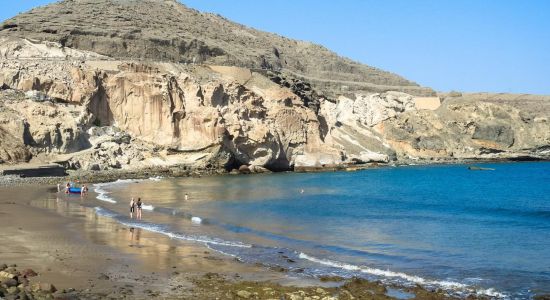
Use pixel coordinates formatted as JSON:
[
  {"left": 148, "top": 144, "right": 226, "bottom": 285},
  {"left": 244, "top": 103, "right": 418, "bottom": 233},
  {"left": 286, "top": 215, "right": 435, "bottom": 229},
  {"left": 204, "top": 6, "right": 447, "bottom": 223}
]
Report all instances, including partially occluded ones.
[{"left": 298, "top": 252, "right": 507, "bottom": 299}]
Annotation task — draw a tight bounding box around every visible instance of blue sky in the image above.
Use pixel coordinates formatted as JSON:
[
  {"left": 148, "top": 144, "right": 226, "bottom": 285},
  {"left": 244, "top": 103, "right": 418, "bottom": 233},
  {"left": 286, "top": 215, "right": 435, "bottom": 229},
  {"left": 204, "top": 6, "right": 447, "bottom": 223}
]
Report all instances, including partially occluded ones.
[{"left": 2, "top": 1, "right": 549, "bottom": 95}]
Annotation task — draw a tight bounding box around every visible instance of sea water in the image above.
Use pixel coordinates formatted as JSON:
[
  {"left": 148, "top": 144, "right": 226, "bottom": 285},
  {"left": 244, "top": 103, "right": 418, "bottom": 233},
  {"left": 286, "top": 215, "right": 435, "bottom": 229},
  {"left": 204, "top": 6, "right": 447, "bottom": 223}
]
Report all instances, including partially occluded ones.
[{"left": 90, "top": 162, "right": 550, "bottom": 298}]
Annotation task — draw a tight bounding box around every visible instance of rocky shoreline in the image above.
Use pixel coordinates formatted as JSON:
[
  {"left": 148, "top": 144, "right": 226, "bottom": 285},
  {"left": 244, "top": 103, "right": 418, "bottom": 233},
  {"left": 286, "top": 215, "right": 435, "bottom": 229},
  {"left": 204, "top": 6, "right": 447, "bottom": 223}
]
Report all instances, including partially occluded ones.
[
  {"left": 1, "top": 157, "right": 547, "bottom": 188},
  {"left": 0, "top": 262, "right": 467, "bottom": 300}
]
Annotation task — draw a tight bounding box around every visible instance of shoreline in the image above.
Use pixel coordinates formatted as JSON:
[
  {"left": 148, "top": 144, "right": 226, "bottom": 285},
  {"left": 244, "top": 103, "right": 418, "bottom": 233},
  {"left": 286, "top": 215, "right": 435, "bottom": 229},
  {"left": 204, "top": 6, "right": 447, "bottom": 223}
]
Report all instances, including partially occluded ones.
[
  {"left": 0, "top": 184, "right": 467, "bottom": 300},
  {"left": 1, "top": 158, "right": 547, "bottom": 188}
]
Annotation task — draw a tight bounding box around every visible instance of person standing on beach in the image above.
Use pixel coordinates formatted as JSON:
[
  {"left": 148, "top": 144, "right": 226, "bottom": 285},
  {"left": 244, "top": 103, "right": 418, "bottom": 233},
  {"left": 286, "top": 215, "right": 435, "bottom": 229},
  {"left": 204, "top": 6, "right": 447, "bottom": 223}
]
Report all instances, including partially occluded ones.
[
  {"left": 136, "top": 198, "right": 142, "bottom": 220},
  {"left": 130, "top": 198, "right": 136, "bottom": 219}
]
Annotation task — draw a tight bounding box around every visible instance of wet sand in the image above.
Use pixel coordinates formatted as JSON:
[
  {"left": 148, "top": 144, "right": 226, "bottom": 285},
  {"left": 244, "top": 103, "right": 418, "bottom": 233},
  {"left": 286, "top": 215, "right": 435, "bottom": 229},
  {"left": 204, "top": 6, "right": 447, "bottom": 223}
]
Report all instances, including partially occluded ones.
[{"left": 0, "top": 185, "right": 459, "bottom": 299}]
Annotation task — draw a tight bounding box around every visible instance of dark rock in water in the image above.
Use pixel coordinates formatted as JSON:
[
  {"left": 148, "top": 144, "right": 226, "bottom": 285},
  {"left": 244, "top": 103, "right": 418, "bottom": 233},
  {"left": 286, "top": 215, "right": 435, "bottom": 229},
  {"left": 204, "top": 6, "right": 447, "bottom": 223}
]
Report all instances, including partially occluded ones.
[
  {"left": 0, "top": 264, "right": 7, "bottom": 271},
  {"left": 468, "top": 166, "right": 495, "bottom": 171},
  {"left": 98, "top": 273, "right": 110, "bottom": 280},
  {"left": 269, "top": 266, "right": 287, "bottom": 272}
]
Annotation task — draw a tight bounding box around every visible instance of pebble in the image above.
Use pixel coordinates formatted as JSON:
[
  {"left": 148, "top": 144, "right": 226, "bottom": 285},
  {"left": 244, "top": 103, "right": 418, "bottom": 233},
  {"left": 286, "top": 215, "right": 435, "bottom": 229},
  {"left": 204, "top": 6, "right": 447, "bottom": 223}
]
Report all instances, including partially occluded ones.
[{"left": 237, "top": 290, "right": 252, "bottom": 298}]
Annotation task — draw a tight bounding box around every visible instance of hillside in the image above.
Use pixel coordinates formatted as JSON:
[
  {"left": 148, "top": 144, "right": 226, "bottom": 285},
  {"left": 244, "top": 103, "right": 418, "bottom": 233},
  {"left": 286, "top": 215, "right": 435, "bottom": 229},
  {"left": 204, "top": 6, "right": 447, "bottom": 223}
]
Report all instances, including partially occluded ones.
[{"left": 0, "top": 0, "right": 434, "bottom": 97}]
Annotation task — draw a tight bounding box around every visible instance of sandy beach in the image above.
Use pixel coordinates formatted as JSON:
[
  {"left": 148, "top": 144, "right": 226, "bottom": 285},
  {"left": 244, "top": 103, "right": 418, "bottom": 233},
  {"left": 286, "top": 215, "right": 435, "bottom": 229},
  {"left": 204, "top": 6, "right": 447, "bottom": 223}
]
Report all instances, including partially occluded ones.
[{"left": 0, "top": 183, "right": 464, "bottom": 300}]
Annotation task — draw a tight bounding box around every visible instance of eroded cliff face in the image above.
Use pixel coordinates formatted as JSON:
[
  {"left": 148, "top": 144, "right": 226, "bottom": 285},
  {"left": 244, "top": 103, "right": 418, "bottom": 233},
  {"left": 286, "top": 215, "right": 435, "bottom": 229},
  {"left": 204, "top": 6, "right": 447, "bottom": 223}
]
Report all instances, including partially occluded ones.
[
  {"left": 377, "top": 97, "right": 550, "bottom": 161},
  {"left": 0, "top": 37, "right": 548, "bottom": 172},
  {"left": 0, "top": 38, "right": 343, "bottom": 171}
]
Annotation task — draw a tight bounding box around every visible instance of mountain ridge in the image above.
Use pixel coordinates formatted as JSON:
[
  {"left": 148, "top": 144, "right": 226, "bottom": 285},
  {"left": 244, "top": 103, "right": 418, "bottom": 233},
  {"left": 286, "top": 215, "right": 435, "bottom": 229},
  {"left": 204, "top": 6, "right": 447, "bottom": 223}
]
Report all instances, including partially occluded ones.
[{"left": 0, "top": 0, "right": 434, "bottom": 97}]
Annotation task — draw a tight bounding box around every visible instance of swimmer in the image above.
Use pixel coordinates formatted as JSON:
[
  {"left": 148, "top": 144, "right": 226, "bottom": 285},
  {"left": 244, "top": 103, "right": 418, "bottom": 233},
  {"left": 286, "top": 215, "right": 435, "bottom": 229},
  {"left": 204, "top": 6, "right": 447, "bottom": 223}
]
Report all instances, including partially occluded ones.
[
  {"left": 300, "top": 189, "right": 304, "bottom": 194},
  {"left": 130, "top": 198, "right": 136, "bottom": 219}
]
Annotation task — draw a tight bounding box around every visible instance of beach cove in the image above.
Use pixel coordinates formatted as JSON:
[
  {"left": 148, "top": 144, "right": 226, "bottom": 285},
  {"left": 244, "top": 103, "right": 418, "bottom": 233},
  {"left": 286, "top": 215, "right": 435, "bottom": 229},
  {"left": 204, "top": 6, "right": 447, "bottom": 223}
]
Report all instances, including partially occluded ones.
[
  {"left": 1, "top": 162, "right": 549, "bottom": 299},
  {"left": 0, "top": 175, "right": 456, "bottom": 300}
]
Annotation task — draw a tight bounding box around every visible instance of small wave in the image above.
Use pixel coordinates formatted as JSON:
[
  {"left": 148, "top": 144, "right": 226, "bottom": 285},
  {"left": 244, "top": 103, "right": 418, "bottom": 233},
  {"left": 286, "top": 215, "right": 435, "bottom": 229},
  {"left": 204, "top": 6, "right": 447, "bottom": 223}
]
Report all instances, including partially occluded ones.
[
  {"left": 141, "top": 204, "right": 154, "bottom": 211},
  {"left": 93, "top": 179, "right": 144, "bottom": 204},
  {"left": 93, "top": 186, "right": 117, "bottom": 203},
  {"left": 191, "top": 216, "right": 202, "bottom": 224},
  {"left": 298, "top": 253, "right": 507, "bottom": 298},
  {"left": 149, "top": 176, "right": 163, "bottom": 181},
  {"left": 113, "top": 179, "right": 144, "bottom": 184},
  {"left": 93, "top": 207, "right": 250, "bottom": 248}
]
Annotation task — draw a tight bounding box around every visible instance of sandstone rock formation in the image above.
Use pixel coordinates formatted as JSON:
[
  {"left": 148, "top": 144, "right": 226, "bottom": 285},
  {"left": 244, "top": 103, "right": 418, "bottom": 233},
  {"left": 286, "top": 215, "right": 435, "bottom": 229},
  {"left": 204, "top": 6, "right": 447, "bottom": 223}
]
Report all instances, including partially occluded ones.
[{"left": 0, "top": 1, "right": 548, "bottom": 173}]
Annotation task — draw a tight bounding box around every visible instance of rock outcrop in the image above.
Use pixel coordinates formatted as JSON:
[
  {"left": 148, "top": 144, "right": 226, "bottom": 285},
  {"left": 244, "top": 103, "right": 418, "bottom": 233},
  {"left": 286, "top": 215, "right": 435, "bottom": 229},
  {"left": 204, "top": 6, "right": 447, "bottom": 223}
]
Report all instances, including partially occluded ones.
[{"left": 0, "top": 38, "right": 344, "bottom": 171}]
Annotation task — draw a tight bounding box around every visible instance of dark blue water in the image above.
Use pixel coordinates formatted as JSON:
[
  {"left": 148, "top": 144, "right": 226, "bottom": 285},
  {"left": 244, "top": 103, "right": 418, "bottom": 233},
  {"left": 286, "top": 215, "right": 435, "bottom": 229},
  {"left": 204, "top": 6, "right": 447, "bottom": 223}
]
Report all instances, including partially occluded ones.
[{"left": 92, "top": 162, "right": 550, "bottom": 299}]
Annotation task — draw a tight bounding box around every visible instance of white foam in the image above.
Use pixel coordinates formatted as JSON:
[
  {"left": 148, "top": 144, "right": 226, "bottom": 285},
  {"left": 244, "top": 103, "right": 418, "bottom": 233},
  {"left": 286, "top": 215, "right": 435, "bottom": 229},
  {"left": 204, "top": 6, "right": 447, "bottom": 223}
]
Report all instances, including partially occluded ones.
[
  {"left": 93, "top": 179, "right": 144, "bottom": 204},
  {"left": 149, "top": 176, "right": 163, "bottom": 181},
  {"left": 93, "top": 185, "right": 117, "bottom": 203},
  {"left": 92, "top": 207, "right": 251, "bottom": 248},
  {"left": 191, "top": 216, "right": 202, "bottom": 224},
  {"left": 298, "top": 253, "right": 507, "bottom": 298},
  {"left": 113, "top": 179, "right": 144, "bottom": 184},
  {"left": 141, "top": 204, "right": 154, "bottom": 211}
]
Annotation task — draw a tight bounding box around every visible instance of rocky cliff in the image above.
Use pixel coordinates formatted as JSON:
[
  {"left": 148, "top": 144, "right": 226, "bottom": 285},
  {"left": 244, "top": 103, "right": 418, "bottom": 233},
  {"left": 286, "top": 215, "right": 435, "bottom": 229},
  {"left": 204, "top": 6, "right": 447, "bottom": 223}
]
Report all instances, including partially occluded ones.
[{"left": 0, "top": 1, "right": 548, "bottom": 173}]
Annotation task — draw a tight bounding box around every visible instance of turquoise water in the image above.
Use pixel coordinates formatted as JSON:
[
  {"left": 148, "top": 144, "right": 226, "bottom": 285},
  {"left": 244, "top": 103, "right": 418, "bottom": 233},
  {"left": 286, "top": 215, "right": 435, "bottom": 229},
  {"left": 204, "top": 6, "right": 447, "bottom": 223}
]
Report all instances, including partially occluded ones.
[{"left": 91, "top": 162, "right": 550, "bottom": 298}]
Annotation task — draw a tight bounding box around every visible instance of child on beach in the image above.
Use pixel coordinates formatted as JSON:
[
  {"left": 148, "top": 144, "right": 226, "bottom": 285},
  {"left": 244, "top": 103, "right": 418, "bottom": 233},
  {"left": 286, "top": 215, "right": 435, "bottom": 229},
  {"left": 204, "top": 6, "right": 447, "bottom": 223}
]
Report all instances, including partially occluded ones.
[
  {"left": 130, "top": 198, "right": 136, "bottom": 219},
  {"left": 136, "top": 198, "right": 142, "bottom": 220}
]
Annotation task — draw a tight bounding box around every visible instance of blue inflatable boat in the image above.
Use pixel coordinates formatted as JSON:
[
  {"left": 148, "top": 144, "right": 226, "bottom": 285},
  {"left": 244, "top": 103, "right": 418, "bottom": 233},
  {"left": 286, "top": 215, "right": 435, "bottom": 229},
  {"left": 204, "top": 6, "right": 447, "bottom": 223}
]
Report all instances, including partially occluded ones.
[{"left": 68, "top": 187, "right": 82, "bottom": 194}]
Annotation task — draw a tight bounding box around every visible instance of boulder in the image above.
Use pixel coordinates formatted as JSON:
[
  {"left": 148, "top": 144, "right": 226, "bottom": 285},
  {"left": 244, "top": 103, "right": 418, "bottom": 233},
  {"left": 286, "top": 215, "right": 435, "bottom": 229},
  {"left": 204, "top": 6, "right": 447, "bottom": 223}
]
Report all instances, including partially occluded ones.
[
  {"left": 38, "top": 282, "right": 57, "bottom": 293},
  {"left": 249, "top": 165, "right": 271, "bottom": 173},
  {"left": 238, "top": 165, "right": 251, "bottom": 174},
  {"left": 2, "top": 278, "right": 18, "bottom": 288}
]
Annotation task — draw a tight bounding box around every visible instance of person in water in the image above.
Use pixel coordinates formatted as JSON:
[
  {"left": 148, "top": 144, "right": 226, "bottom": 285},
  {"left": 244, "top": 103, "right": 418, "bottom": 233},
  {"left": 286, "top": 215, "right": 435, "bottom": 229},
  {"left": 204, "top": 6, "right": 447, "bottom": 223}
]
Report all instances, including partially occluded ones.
[
  {"left": 130, "top": 198, "right": 136, "bottom": 219},
  {"left": 136, "top": 198, "right": 142, "bottom": 220},
  {"left": 65, "top": 182, "right": 71, "bottom": 194}
]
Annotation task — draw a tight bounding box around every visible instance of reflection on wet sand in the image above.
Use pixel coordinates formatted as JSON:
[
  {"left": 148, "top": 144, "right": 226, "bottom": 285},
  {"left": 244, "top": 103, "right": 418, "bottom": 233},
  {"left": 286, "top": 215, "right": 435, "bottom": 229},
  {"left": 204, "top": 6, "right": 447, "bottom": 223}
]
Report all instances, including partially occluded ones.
[
  {"left": 128, "top": 227, "right": 142, "bottom": 247},
  {"left": 31, "top": 193, "right": 283, "bottom": 280}
]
